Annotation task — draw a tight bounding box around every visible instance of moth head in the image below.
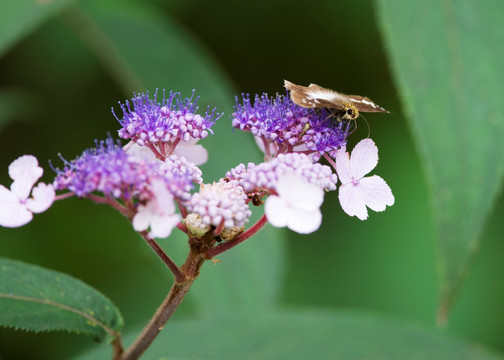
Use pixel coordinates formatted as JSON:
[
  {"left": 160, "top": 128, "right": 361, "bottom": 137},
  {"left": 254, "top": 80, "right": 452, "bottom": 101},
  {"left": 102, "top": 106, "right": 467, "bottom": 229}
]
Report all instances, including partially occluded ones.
[{"left": 341, "top": 104, "right": 359, "bottom": 121}]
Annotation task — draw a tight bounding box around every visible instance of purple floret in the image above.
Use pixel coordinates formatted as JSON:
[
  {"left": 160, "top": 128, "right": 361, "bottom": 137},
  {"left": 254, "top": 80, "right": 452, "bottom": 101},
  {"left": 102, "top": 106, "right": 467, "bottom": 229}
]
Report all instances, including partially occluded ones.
[
  {"left": 113, "top": 90, "right": 221, "bottom": 147},
  {"left": 232, "top": 92, "right": 352, "bottom": 161},
  {"left": 52, "top": 137, "right": 194, "bottom": 201}
]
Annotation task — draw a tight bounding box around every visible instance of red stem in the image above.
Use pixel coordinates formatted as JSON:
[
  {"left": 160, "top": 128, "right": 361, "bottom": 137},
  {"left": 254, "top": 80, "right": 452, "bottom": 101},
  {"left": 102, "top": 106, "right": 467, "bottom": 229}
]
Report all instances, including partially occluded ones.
[
  {"left": 205, "top": 214, "right": 268, "bottom": 258},
  {"left": 140, "top": 232, "right": 185, "bottom": 282},
  {"left": 176, "top": 221, "right": 188, "bottom": 234},
  {"left": 54, "top": 192, "right": 76, "bottom": 201},
  {"left": 323, "top": 153, "right": 337, "bottom": 169},
  {"left": 87, "top": 194, "right": 129, "bottom": 216}
]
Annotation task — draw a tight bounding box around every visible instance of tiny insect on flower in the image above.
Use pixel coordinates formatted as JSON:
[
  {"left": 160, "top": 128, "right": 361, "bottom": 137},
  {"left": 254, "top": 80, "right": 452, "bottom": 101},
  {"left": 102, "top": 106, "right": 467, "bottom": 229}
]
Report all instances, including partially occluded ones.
[{"left": 284, "top": 80, "right": 389, "bottom": 122}]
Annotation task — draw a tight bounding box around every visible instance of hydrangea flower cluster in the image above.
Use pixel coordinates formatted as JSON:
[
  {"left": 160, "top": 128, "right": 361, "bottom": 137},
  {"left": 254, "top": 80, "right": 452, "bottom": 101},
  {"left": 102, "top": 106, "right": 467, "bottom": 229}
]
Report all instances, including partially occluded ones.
[
  {"left": 114, "top": 90, "right": 221, "bottom": 162},
  {"left": 0, "top": 85, "right": 394, "bottom": 244},
  {"left": 232, "top": 93, "right": 351, "bottom": 161},
  {"left": 53, "top": 137, "right": 193, "bottom": 202},
  {"left": 185, "top": 179, "right": 251, "bottom": 241}
]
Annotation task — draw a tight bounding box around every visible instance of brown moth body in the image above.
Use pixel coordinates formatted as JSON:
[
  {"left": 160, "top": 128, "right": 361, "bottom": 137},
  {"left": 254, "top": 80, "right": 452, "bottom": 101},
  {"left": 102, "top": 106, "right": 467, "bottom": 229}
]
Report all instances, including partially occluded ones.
[{"left": 284, "top": 80, "right": 389, "bottom": 122}]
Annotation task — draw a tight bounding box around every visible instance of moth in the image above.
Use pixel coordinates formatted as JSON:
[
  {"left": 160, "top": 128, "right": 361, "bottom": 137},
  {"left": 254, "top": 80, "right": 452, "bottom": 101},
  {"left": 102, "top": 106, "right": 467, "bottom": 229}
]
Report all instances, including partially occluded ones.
[{"left": 284, "top": 80, "right": 389, "bottom": 122}]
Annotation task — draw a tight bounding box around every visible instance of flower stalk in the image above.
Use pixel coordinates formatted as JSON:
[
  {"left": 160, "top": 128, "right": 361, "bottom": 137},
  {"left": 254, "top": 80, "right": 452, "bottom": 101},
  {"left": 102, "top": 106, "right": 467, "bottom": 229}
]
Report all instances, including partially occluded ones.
[{"left": 120, "top": 233, "right": 212, "bottom": 360}]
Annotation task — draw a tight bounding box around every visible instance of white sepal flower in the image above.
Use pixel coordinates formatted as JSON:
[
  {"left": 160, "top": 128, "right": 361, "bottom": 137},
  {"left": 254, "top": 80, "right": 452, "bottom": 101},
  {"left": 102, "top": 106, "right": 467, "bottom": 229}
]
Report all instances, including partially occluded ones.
[
  {"left": 335, "top": 138, "right": 394, "bottom": 220},
  {"left": 0, "top": 155, "right": 55, "bottom": 228},
  {"left": 132, "top": 179, "right": 180, "bottom": 238},
  {"left": 265, "top": 173, "right": 324, "bottom": 234}
]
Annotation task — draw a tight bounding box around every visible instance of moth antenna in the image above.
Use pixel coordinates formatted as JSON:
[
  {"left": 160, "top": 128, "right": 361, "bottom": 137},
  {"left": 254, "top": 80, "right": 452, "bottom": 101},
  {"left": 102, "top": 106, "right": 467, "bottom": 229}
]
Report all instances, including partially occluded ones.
[{"left": 360, "top": 113, "right": 371, "bottom": 138}]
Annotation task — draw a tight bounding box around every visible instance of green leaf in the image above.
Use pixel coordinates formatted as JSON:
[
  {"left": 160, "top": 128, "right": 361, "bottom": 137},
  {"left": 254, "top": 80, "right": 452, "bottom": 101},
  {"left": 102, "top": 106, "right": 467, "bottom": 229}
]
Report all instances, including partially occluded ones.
[
  {"left": 375, "top": 0, "right": 504, "bottom": 321},
  {"left": 74, "top": 309, "right": 504, "bottom": 360},
  {"left": 0, "top": 0, "right": 76, "bottom": 57},
  {"left": 0, "top": 258, "right": 123, "bottom": 343}
]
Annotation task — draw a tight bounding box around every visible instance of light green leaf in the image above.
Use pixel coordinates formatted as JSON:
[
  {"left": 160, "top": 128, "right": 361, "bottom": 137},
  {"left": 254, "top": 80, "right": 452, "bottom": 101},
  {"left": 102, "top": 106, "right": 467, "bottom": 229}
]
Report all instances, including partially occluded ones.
[
  {"left": 74, "top": 309, "right": 504, "bottom": 360},
  {"left": 0, "top": 258, "right": 123, "bottom": 343},
  {"left": 375, "top": 0, "right": 504, "bottom": 321},
  {"left": 0, "top": 0, "right": 76, "bottom": 57}
]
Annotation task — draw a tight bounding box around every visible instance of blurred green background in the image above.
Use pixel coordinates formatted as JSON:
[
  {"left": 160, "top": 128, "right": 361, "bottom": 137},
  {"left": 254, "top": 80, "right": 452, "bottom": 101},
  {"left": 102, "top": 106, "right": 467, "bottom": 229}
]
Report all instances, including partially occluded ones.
[{"left": 0, "top": 0, "right": 503, "bottom": 359}]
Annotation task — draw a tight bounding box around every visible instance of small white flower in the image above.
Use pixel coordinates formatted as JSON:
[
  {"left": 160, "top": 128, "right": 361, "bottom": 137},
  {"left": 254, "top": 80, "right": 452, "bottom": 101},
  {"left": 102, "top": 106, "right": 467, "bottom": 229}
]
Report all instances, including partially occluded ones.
[
  {"left": 335, "top": 138, "right": 394, "bottom": 220},
  {"left": 0, "top": 155, "right": 55, "bottom": 228},
  {"left": 265, "top": 173, "right": 324, "bottom": 234},
  {"left": 132, "top": 179, "right": 180, "bottom": 238}
]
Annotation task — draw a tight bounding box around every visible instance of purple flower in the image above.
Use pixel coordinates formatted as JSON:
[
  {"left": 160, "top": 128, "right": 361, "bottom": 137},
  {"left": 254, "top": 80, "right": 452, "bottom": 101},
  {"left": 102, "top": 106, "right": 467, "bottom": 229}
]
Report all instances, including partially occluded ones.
[
  {"left": 52, "top": 137, "right": 193, "bottom": 202},
  {"left": 232, "top": 93, "right": 351, "bottom": 161},
  {"left": 113, "top": 90, "right": 221, "bottom": 161}
]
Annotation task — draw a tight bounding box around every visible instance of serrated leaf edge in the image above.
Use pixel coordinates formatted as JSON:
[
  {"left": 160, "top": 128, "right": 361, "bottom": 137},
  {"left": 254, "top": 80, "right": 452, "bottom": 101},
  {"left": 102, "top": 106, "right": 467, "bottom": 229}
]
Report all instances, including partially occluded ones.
[{"left": 0, "top": 292, "right": 120, "bottom": 340}]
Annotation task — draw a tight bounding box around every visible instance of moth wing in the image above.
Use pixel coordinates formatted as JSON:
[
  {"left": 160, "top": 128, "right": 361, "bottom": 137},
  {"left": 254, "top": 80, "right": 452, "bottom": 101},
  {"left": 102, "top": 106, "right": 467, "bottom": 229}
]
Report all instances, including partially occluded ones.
[
  {"left": 284, "top": 80, "right": 318, "bottom": 108},
  {"left": 347, "top": 95, "right": 389, "bottom": 113},
  {"left": 305, "top": 86, "right": 347, "bottom": 110},
  {"left": 284, "top": 80, "right": 346, "bottom": 110}
]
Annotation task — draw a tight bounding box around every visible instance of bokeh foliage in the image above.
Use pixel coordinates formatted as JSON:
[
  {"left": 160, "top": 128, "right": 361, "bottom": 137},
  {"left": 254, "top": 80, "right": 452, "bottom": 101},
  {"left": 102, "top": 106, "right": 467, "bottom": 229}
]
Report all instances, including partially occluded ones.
[{"left": 0, "top": 0, "right": 503, "bottom": 359}]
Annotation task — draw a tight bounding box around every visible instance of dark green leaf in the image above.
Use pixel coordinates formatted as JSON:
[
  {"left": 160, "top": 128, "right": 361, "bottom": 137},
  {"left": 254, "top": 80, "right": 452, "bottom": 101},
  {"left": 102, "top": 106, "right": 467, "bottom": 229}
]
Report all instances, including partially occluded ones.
[
  {"left": 375, "top": 0, "right": 504, "bottom": 321},
  {"left": 0, "top": 258, "right": 123, "bottom": 343},
  {"left": 74, "top": 309, "right": 504, "bottom": 360},
  {"left": 0, "top": 0, "right": 76, "bottom": 57}
]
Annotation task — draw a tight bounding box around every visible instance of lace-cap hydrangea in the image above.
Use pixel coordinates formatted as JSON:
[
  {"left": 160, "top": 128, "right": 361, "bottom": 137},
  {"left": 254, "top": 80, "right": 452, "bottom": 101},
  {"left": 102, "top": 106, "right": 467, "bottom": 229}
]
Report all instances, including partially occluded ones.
[
  {"left": 233, "top": 93, "right": 351, "bottom": 161},
  {"left": 114, "top": 90, "right": 221, "bottom": 165}
]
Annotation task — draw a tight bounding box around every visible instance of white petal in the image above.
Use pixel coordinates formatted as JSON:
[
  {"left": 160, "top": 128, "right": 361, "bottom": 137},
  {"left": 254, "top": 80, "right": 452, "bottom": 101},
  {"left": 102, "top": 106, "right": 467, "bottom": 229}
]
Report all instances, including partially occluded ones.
[
  {"left": 132, "top": 205, "right": 152, "bottom": 232},
  {"left": 0, "top": 185, "right": 33, "bottom": 227},
  {"left": 287, "top": 208, "right": 322, "bottom": 234},
  {"left": 151, "top": 179, "right": 176, "bottom": 215},
  {"left": 26, "top": 183, "right": 55, "bottom": 213},
  {"left": 358, "top": 175, "right": 395, "bottom": 212},
  {"left": 277, "top": 174, "right": 324, "bottom": 211},
  {"left": 335, "top": 148, "right": 353, "bottom": 185},
  {"left": 125, "top": 143, "right": 160, "bottom": 163},
  {"left": 254, "top": 136, "right": 279, "bottom": 157},
  {"left": 173, "top": 140, "right": 208, "bottom": 166},
  {"left": 338, "top": 183, "right": 369, "bottom": 220},
  {"left": 349, "top": 138, "right": 378, "bottom": 179},
  {"left": 149, "top": 213, "right": 180, "bottom": 238},
  {"left": 265, "top": 195, "right": 289, "bottom": 227},
  {"left": 9, "top": 155, "right": 43, "bottom": 200}
]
